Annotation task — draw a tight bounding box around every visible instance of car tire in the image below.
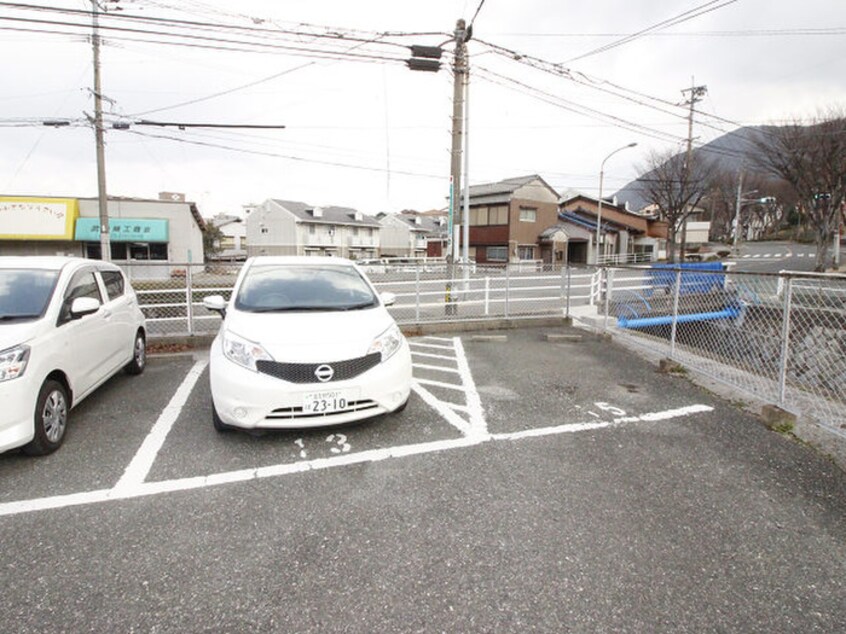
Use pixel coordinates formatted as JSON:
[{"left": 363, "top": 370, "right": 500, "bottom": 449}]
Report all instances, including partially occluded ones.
[
  {"left": 212, "top": 401, "right": 233, "bottom": 432},
  {"left": 124, "top": 331, "right": 146, "bottom": 376},
  {"left": 23, "top": 380, "right": 69, "bottom": 456}
]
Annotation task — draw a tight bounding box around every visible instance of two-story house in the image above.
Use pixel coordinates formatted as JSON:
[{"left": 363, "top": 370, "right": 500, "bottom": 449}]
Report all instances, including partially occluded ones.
[
  {"left": 377, "top": 211, "right": 446, "bottom": 258},
  {"left": 466, "top": 175, "right": 561, "bottom": 264},
  {"left": 245, "top": 199, "right": 380, "bottom": 259},
  {"left": 559, "top": 192, "right": 668, "bottom": 264}
]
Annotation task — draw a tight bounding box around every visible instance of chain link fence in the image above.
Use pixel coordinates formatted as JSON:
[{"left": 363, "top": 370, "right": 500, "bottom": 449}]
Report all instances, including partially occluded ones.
[{"left": 601, "top": 265, "right": 846, "bottom": 437}]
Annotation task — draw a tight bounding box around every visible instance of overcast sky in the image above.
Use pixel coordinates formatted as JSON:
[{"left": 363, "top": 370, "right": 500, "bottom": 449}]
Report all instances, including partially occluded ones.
[{"left": 1, "top": 0, "right": 844, "bottom": 218}]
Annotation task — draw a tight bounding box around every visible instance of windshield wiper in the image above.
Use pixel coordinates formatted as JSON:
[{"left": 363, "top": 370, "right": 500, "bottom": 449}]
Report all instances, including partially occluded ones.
[
  {"left": 249, "top": 306, "right": 329, "bottom": 313},
  {"left": 0, "top": 314, "right": 40, "bottom": 322},
  {"left": 339, "top": 301, "right": 376, "bottom": 311}
]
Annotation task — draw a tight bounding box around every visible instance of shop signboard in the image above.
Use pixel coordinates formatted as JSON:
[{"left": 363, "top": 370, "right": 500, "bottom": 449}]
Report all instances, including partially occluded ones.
[
  {"left": 0, "top": 197, "right": 79, "bottom": 240},
  {"left": 74, "top": 218, "right": 169, "bottom": 242}
]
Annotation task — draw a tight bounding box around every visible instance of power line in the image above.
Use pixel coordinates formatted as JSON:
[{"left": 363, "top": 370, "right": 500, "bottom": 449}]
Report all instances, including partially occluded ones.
[
  {"left": 119, "top": 128, "right": 447, "bottom": 180},
  {"left": 0, "top": 14, "right": 411, "bottom": 63},
  {"left": 473, "top": 65, "right": 688, "bottom": 144},
  {"left": 484, "top": 27, "right": 846, "bottom": 38},
  {"left": 469, "top": 0, "right": 487, "bottom": 27},
  {"left": 563, "top": 0, "right": 739, "bottom": 64}
]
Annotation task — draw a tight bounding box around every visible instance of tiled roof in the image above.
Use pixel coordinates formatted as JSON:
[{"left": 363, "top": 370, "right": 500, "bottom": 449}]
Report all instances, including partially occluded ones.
[{"left": 271, "top": 199, "right": 381, "bottom": 227}]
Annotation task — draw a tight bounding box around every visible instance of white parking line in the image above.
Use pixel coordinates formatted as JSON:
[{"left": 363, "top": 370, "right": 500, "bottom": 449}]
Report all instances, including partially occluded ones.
[
  {"left": 413, "top": 363, "right": 460, "bottom": 374},
  {"left": 411, "top": 351, "right": 458, "bottom": 361},
  {"left": 113, "top": 360, "right": 208, "bottom": 493},
  {"left": 409, "top": 342, "right": 455, "bottom": 351},
  {"left": 0, "top": 403, "right": 715, "bottom": 518},
  {"left": 415, "top": 377, "right": 466, "bottom": 391}
]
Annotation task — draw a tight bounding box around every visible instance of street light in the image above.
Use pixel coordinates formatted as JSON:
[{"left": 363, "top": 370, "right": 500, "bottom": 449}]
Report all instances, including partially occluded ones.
[{"left": 595, "top": 142, "right": 637, "bottom": 265}]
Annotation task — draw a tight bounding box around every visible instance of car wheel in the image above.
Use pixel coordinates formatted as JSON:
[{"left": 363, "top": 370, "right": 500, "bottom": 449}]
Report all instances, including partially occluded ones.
[
  {"left": 23, "top": 380, "right": 69, "bottom": 456},
  {"left": 212, "top": 401, "right": 233, "bottom": 432},
  {"left": 125, "top": 331, "right": 146, "bottom": 375}
]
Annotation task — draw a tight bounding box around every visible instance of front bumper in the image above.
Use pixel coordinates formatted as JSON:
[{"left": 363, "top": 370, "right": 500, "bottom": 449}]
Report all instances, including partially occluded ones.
[
  {"left": 0, "top": 375, "right": 37, "bottom": 453},
  {"left": 208, "top": 338, "right": 412, "bottom": 429}
]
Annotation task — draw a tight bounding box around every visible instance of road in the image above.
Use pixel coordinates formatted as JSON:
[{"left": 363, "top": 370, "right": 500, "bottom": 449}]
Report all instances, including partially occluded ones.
[
  {"left": 726, "top": 240, "right": 846, "bottom": 273},
  {"left": 1, "top": 327, "right": 844, "bottom": 632}
]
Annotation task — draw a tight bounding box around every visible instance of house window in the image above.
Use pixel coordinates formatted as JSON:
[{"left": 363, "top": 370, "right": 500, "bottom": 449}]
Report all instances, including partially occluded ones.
[
  {"left": 518, "top": 245, "right": 534, "bottom": 260},
  {"left": 487, "top": 246, "right": 507, "bottom": 261},
  {"left": 309, "top": 225, "right": 315, "bottom": 235},
  {"left": 489, "top": 206, "right": 508, "bottom": 225},
  {"left": 352, "top": 227, "right": 359, "bottom": 236},
  {"left": 470, "top": 207, "right": 488, "bottom": 226},
  {"left": 519, "top": 208, "right": 537, "bottom": 222}
]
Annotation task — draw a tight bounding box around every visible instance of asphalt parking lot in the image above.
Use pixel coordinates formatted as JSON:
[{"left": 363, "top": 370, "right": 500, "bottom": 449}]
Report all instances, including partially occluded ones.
[{"left": 1, "top": 326, "right": 845, "bottom": 632}]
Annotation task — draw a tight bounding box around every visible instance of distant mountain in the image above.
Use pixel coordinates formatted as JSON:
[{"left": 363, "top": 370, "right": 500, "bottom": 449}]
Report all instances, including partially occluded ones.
[{"left": 613, "top": 125, "right": 777, "bottom": 211}]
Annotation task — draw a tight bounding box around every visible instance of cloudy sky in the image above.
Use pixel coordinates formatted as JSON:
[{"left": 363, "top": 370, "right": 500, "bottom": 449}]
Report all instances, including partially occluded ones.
[{"left": 1, "top": 0, "right": 844, "bottom": 218}]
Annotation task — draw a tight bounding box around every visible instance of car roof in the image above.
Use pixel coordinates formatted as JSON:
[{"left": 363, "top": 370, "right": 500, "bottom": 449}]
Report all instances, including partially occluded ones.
[
  {"left": 0, "top": 256, "right": 118, "bottom": 272},
  {"left": 246, "top": 256, "right": 356, "bottom": 267}
]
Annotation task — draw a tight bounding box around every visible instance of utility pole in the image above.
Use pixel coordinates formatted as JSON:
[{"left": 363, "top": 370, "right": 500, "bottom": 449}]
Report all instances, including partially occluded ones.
[
  {"left": 91, "top": 0, "right": 111, "bottom": 261},
  {"left": 680, "top": 82, "right": 707, "bottom": 263},
  {"left": 733, "top": 169, "right": 743, "bottom": 254},
  {"left": 449, "top": 18, "right": 469, "bottom": 263}
]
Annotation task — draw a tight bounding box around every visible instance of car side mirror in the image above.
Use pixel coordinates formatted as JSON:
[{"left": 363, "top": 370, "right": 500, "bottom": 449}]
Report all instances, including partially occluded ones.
[
  {"left": 203, "top": 295, "right": 227, "bottom": 318},
  {"left": 70, "top": 297, "right": 101, "bottom": 319},
  {"left": 380, "top": 292, "right": 396, "bottom": 307}
]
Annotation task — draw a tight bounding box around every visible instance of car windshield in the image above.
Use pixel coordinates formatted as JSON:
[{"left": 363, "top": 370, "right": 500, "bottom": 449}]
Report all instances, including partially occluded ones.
[
  {"left": 0, "top": 269, "right": 60, "bottom": 321},
  {"left": 235, "top": 264, "right": 378, "bottom": 312}
]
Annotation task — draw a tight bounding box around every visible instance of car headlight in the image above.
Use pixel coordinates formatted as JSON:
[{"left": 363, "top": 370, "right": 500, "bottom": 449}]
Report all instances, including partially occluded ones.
[
  {"left": 0, "top": 344, "right": 30, "bottom": 383},
  {"left": 222, "top": 330, "right": 274, "bottom": 372},
  {"left": 368, "top": 325, "right": 403, "bottom": 362}
]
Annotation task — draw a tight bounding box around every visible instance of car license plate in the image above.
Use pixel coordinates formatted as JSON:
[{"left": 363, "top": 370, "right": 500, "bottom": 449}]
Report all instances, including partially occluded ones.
[{"left": 303, "top": 389, "right": 356, "bottom": 414}]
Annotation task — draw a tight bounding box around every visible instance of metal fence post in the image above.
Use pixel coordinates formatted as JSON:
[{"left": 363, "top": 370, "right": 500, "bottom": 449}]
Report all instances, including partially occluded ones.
[
  {"left": 669, "top": 269, "right": 682, "bottom": 359},
  {"left": 484, "top": 276, "right": 490, "bottom": 315},
  {"left": 603, "top": 268, "right": 614, "bottom": 332},
  {"left": 505, "top": 265, "right": 510, "bottom": 318},
  {"left": 185, "top": 264, "right": 194, "bottom": 336},
  {"left": 777, "top": 276, "right": 793, "bottom": 406},
  {"left": 415, "top": 265, "right": 421, "bottom": 322}
]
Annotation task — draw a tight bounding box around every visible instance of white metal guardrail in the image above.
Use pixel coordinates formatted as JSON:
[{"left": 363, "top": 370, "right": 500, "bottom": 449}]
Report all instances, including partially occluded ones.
[{"left": 124, "top": 262, "right": 599, "bottom": 337}]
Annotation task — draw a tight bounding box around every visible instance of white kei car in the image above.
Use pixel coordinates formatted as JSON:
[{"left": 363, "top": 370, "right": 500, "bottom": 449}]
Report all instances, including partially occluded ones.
[
  {"left": 0, "top": 257, "right": 147, "bottom": 455},
  {"left": 202, "top": 256, "right": 412, "bottom": 431}
]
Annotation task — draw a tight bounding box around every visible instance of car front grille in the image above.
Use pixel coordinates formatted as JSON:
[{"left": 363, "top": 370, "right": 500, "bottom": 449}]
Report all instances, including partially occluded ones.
[
  {"left": 256, "top": 353, "right": 381, "bottom": 384},
  {"left": 266, "top": 399, "right": 380, "bottom": 420}
]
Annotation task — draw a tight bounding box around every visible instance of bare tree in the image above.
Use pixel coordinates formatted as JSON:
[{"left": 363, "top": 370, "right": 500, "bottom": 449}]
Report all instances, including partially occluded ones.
[
  {"left": 750, "top": 110, "right": 846, "bottom": 271},
  {"left": 637, "top": 148, "right": 717, "bottom": 262}
]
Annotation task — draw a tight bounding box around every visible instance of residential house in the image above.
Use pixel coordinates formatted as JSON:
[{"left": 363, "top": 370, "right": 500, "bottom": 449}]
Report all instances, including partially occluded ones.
[
  {"left": 465, "top": 175, "right": 561, "bottom": 264},
  {"left": 245, "top": 199, "right": 380, "bottom": 259},
  {"left": 377, "top": 211, "right": 447, "bottom": 258},
  {"left": 640, "top": 203, "right": 710, "bottom": 257},
  {"left": 208, "top": 213, "right": 247, "bottom": 260},
  {"left": 559, "top": 192, "right": 668, "bottom": 264}
]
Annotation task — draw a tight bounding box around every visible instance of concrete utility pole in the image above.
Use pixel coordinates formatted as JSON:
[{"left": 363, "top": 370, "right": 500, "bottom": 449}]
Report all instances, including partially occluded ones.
[
  {"left": 449, "top": 18, "right": 469, "bottom": 263},
  {"left": 680, "top": 82, "right": 707, "bottom": 262},
  {"left": 91, "top": 0, "right": 111, "bottom": 261}
]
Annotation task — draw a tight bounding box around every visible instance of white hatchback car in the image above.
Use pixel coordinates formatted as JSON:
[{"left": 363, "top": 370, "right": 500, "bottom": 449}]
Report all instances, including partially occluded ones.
[
  {"left": 0, "top": 257, "right": 147, "bottom": 455},
  {"left": 203, "top": 256, "right": 412, "bottom": 431}
]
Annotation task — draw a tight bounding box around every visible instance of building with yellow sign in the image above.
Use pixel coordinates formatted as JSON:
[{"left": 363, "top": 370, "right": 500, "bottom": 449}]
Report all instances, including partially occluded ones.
[{"left": 0, "top": 195, "right": 206, "bottom": 275}]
